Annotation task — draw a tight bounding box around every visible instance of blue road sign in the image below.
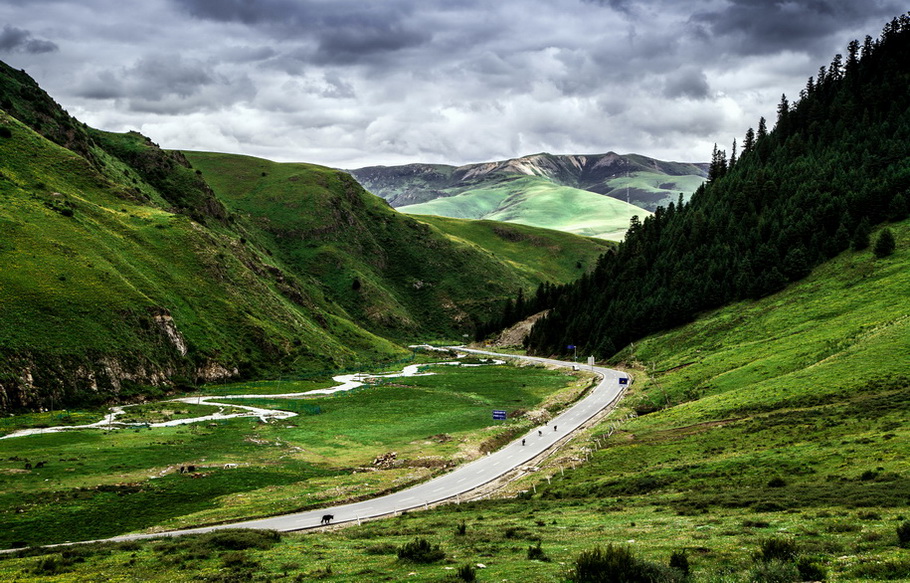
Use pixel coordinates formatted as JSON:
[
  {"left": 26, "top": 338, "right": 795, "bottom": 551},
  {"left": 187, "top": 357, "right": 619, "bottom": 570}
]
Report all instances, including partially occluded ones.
[
  {"left": 567, "top": 345, "right": 576, "bottom": 349},
  {"left": 492, "top": 410, "right": 507, "bottom": 420},
  {"left": 618, "top": 377, "right": 629, "bottom": 385}
]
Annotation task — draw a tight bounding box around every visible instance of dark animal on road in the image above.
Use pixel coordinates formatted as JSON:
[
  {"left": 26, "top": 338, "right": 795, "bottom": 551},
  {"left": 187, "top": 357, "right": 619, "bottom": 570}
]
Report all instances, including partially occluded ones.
[{"left": 321, "top": 514, "right": 334, "bottom": 525}]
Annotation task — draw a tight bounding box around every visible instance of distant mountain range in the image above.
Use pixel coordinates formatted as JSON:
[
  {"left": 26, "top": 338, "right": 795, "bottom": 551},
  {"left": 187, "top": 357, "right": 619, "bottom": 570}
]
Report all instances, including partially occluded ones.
[{"left": 350, "top": 153, "right": 707, "bottom": 240}]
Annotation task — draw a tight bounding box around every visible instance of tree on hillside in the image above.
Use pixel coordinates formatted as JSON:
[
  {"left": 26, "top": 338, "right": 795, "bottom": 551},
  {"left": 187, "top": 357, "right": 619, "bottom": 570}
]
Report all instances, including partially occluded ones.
[
  {"left": 852, "top": 218, "right": 872, "bottom": 251},
  {"left": 873, "top": 228, "right": 896, "bottom": 257}
]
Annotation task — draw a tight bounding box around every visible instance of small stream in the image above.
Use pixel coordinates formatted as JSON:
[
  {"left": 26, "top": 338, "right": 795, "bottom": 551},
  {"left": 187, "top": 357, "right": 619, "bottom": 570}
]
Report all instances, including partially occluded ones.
[{"left": 1, "top": 358, "right": 502, "bottom": 440}]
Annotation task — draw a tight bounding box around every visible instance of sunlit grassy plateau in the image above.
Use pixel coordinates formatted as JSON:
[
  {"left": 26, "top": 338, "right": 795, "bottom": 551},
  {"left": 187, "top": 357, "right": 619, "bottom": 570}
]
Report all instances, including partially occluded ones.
[{"left": 2, "top": 223, "right": 907, "bottom": 581}]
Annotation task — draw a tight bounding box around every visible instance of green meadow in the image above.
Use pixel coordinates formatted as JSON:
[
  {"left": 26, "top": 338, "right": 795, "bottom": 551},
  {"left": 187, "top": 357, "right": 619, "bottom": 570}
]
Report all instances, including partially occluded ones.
[
  {"left": 398, "top": 176, "right": 647, "bottom": 240},
  {"left": 0, "top": 361, "right": 587, "bottom": 548}
]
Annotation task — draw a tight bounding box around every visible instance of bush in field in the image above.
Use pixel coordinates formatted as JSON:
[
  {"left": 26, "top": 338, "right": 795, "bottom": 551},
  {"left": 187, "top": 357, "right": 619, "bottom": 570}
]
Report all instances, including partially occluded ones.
[
  {"left": 897, "top": 520, "right": 910, "bottom": 548},
  {"left": 796, "top": 557, "right": 827, "bottom": 581},
  {"left": 747, "top": 559, "right": 800, "bottom": 582},
  {"left": 669, "top": 550, "right": 690, "bottom": 576},
  {"left": 527, "top": 540, "right": 550, "bottom": 562},
  {"left": 758, "top": 538, "right": 799, "bottom": 563},
  {"left": 569, "top": 544, "right": 683, "bottom": 582},
  {"left": 456, "top": 563, "right": 477, "bottom": 582},
  {"left": 397, "top": 537, "right": 445, "bottom": 563}
]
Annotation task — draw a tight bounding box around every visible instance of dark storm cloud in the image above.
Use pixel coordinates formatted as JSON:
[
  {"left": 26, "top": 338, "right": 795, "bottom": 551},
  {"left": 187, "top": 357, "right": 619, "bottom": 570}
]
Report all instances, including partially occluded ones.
[
  {"left": 663, "top": 67, "right": 710, "bottom": 100},
  {"left": 72, "top": 54, "right": 256, "bottom": 115},
  {"left": 172, "top": 0, "right": 431, "bottom": 65},
  {"left": 689, "top": 0, "right": 905, "bottom": 56},
  {"left": 1, "top": 0, "right": 903, "bottom": 167},
  {"left": 0, "top": 25, "right": 59, "bottom": 54}
]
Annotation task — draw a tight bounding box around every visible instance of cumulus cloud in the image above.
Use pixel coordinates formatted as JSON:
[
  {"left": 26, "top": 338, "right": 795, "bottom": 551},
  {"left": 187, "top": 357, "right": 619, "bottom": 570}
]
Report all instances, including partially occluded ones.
[{"left": 0, "top": 25, "right": 59, "bottom": 54}]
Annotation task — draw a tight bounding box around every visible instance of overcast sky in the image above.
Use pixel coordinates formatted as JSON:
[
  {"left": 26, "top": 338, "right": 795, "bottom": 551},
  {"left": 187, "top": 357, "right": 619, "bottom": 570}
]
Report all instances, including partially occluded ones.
[{"left": 0, "top": 1, "right": 903, "bottom": 168}]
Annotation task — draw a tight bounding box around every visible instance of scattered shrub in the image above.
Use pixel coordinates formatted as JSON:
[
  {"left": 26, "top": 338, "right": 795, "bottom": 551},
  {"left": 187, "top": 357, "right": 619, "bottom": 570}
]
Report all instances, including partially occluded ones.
[
  {"left": 397, "top": 537, "right": 445, "bottom": 563},
  {"left": 527, "top": 540, "right": 550, "bottom": 562},
  {"left": 767, "top": 476, "right": 787, "bottom": 488},
  {"left": 669, "top": 550, "right": 690, "bottom": 576},
  {"left": 221, "top": 550, "right": 256, "bottom": 569},
  {"left": 569, "top": 544, "right": 682, "bottom": 582},
  {"left": 859, "top": 470, "right": 879, "bottom": 481},
  {"left": 456, "top": 563, "right": 477, "bottom": 582},
  {"left": 455, "top": 520, "right": 467, "bottom": 536},
  {"left": 204, "top": 529, "right": 280, "bottom": 550},
  {"left": 850, "top": 558, "right": 910, "bottom": 579},
  {"left": 758, "top": 538, "right": 799, "bottom": 563},
  {"left": 897, "top": 520, "right": 910, "bottom": 548},
  {"left": 796, "top": 557, "right": 827, "bottom": 581},
  {"left": 364, "top": 542, "right": 397, "bottom": 555},
  {"left": 747, "top": 559, "right": 800, "bottom": 582},
  {"left": 0, "top": 126, "right": 12, "bottom": 138}
]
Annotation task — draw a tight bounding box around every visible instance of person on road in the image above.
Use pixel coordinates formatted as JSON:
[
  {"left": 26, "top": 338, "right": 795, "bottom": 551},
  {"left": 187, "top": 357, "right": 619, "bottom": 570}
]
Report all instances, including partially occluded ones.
[
  {"left": 538, "top": 430, "right": 542, "bottom": 437},
  {"left": 522, "top": 438, "right": 526, "bottom": 446},
  {"left": 554, "top": 425, "right": 557, "bottom": 431}
]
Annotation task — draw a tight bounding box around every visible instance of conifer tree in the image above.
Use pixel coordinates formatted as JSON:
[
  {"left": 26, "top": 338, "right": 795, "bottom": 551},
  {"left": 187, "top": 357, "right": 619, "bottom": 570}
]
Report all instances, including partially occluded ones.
[
  {"left": 852, "top": 218, "right": 872, "bottom": 250},
  {"left": 873, "top": 228, "right": 896, "bottom": 257}
]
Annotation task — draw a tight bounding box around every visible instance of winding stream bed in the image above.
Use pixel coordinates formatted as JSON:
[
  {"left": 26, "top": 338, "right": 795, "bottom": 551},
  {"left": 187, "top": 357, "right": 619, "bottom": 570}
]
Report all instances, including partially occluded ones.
[{"left": 1, "top": 359, "right": 502, "bottom": 440}]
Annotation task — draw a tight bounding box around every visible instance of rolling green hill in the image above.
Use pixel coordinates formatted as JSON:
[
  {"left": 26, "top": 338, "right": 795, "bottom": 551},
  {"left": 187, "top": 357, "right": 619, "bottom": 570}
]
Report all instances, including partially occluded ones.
[
  {"left": 398, "top": 175, "right": 647, "bottom": 240},
  {"left": 0, "top": 61, "right": 611, "bottom": 412},
  {"left": 350, "top": 152, "right": 707, "bottom": 239}
]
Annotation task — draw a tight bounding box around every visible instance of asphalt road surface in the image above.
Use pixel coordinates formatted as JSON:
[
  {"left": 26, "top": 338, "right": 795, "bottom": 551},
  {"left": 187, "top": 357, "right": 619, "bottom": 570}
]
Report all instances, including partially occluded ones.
[{"left": 27, "top": 349, "right": 629, "bottom": 548}]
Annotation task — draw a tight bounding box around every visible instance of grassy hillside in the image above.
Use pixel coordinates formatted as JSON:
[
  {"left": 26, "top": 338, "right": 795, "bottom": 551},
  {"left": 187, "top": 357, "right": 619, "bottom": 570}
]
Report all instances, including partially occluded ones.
[
  {"left": 411, "top": 215, "right": 613, "bottom": 284},
  {"left": 0, "top": 111, "right": 404, "bottom": 410},
  {"left": 4, "top": 222, "right": 906, "bottom": 582},
  {"left": 184, "top": 151, "right": 612, "bottom": 338},
  {"left": 398, "top": 175, "right": 647, "bottom": 240}
]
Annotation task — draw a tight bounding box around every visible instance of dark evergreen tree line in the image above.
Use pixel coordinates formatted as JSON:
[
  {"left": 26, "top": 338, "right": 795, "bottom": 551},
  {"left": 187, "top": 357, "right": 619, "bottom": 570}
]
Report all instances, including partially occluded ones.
[
  {"left": 522, "top": 14, "right": 910, "bottom": 358},
  {"left": 474, "top": 281, "right": 565, "bottom": 340}
]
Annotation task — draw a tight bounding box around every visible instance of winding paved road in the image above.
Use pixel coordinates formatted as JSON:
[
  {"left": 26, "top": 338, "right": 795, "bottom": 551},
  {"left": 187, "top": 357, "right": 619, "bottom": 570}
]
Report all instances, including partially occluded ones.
[{"left": 18, "top": 349, "right": 629, "bottom": 548}]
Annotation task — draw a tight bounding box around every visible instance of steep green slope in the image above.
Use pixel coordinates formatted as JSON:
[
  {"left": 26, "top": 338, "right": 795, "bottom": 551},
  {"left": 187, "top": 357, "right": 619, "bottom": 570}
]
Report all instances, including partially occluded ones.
[
  {"left": 0, "top": 111, "right": 403, "bottom": 411},
  {"left": 408, "top": 214, "right": 613, "bottom": 283},
  {"left": 398, "top": 175, "right": 648, "bottom": 240},
  {"left": 183, "top": 152, "right": 608, "bottom": 340}
]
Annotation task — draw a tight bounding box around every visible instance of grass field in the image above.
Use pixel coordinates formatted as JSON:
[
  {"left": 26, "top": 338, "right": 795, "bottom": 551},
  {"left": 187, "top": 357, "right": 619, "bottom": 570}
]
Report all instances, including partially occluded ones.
[
  {"left": 409, "top": 215, "right": 613, "bottom": 283},
  {"left": 4, "top": 223, "right": 906, "bottom": 580},
  {"left": 0, "top": 360, "right": 587, "bottom": 548}
]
